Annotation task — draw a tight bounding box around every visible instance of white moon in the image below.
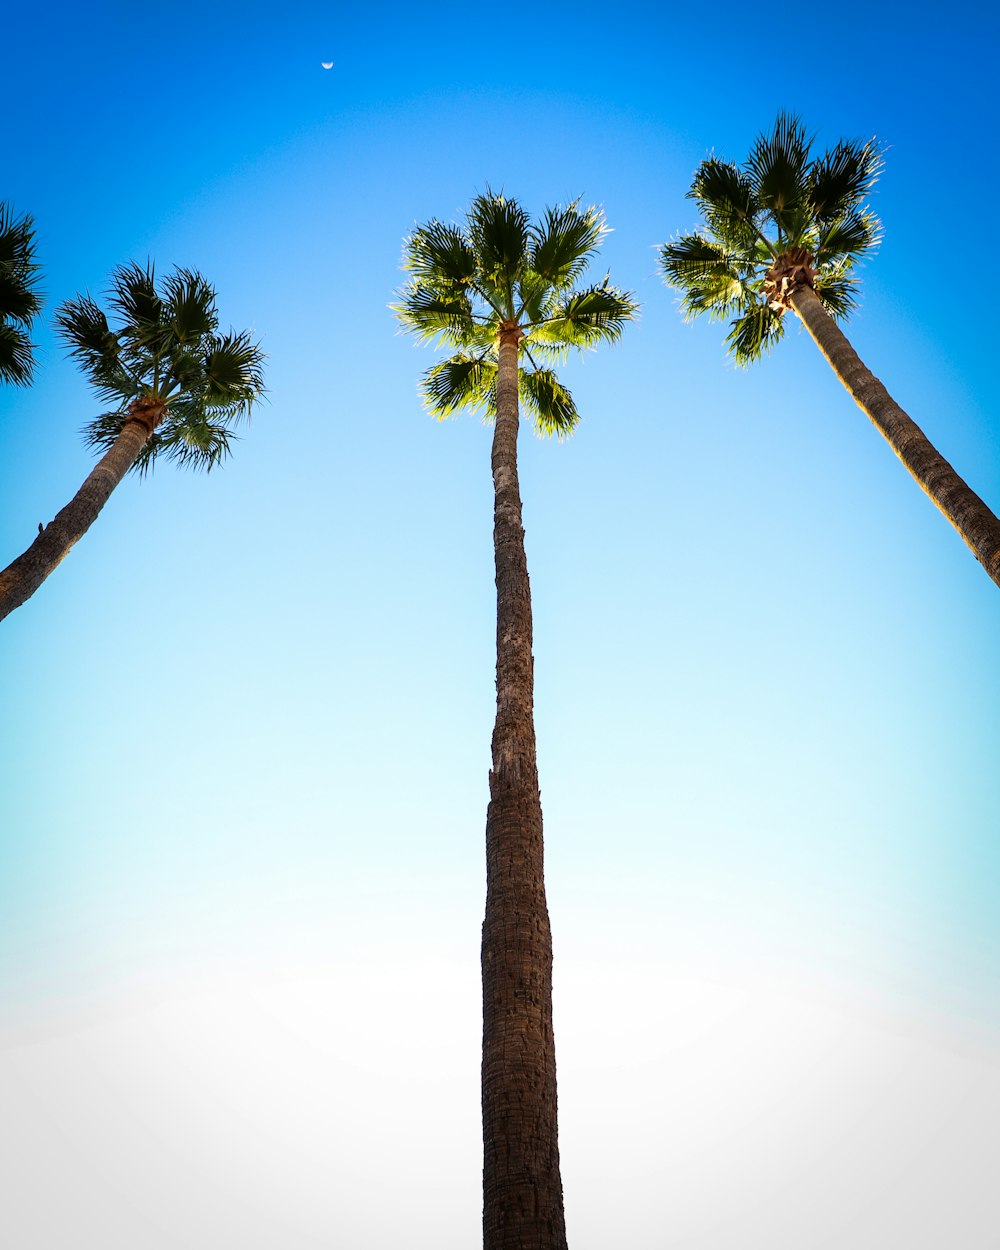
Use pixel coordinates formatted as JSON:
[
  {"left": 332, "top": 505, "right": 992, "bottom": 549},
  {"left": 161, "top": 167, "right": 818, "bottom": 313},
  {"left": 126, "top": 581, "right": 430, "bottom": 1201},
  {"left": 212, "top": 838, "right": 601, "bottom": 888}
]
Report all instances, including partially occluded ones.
[{"left": 321, "top": 61, "right": 334, "bottom": 69}]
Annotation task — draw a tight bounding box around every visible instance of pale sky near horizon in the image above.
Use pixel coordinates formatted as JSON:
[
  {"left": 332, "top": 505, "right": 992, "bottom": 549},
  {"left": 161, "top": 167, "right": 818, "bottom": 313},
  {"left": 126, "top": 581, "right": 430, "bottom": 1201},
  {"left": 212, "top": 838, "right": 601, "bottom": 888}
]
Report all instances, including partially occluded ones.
[{"left": 3, "top": 2, "right": 1000, "bottom": 1247}]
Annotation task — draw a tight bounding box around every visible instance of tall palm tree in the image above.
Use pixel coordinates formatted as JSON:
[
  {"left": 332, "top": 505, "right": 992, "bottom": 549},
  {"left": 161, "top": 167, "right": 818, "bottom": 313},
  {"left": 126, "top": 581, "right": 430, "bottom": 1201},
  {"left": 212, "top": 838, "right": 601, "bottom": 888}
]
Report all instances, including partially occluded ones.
[
  {"left": 394, "top": 192, "right": 636, "bottom": 1250},
  {"left": 0, "top": 202, "right": 43, "bottom": 387},
  {"left": 659, "top": 114, "right": 1000, "bottom": 589},
  {"left": 0, "top": 262, "right": 265, "bottom": 621}
]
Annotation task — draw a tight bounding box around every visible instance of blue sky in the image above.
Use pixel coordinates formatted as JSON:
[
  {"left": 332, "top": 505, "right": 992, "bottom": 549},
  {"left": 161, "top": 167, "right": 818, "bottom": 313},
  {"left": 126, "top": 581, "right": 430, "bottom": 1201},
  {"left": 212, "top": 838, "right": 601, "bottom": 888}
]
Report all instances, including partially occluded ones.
[{"left": 3, "top": 3, "right": 1000, "bottom": 1247}]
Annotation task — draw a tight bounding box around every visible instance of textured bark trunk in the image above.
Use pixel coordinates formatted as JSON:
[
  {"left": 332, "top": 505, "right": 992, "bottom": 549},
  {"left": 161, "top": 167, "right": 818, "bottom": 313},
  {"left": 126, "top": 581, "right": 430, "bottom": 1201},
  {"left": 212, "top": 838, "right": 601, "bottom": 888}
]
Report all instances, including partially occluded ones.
[
  {"left": 790, "top": 285, "right": 1000, "bottom": 589},
  {"left": 0, "top": 403, "right": 160, "bottom": 622},
  {"left": 481, "top": 328, "right": 568, "bottom": 1250}
]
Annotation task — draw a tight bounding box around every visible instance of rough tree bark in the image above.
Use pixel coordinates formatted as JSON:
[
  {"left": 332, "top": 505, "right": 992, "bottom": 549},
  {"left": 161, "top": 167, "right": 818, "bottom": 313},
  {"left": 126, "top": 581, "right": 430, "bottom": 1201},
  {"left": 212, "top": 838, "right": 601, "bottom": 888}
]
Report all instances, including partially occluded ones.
[
  {"left": 0, "top": 398, "right": 162, "bottom": 622},
  {"left": 480, "top": 324, "right": 568, "bottom": 1250},
  {"left": 788, "top": 282, "right": 1000, "bottom": 589}
]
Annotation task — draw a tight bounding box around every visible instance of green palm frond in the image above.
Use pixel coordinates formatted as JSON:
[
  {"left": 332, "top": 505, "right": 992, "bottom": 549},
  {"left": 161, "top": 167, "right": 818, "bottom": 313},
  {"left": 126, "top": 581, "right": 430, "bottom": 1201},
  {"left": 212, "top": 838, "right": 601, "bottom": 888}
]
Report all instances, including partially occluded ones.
[
  {"left": 747, "top": 113, "right": 811, "bottom": 236},
  {"left": 467, "top": 192, "right": 530, "bottom": 310},
  {"left": 0, "top": 323, "right": 36, "bottom": 386},
  {"left": 659, "top": 234, "right": 754, "bottom": 320},
  {"left": 528, "top": 201, "right": 608, "bottom": 290},
  {"left": 201, "top": 330, "right": 266, "bottom": 411},
  {"left": 726, "top": 302, "right": 785, "bottom": 365},
  {"left": 815, "top": 268, "right": 860, "bottom": 321},
  {"left": 402, "top": 219, "right": 477, "bottom": 290},
  {"left": 520, "top": 367, "right": 579, "bottom": 438},
  {"left": 690, "top": 159, "right": 766, "bottom": 254},
  {"left": 815, "top": 210, "right": 881, "bottom": 266},
  {"left": 155, "top": 413, "right": 240, "bottom": 472},
  {"left": 420, "top": 352, "right": 497, "bottom": 418},
  {"left": 393, "top": 284, "right": 488, "bottom": 347},
  {"left": 161, "top": 268, "right": 218, "bottom": 344},
  {"left": 55, "top": 295, "right": 139, "bottom": 404},
  {"left": 807, "top": 137, "right": 883, "bottom": 220},
  {"left": 0, "top": 202, "right": 43, "bottom": 386},
  {"left": 531, "top": 281, "right": 637, "bottom": 349},
  {"left": 109, "top": 262, "right": 166, "bottom": 348}
]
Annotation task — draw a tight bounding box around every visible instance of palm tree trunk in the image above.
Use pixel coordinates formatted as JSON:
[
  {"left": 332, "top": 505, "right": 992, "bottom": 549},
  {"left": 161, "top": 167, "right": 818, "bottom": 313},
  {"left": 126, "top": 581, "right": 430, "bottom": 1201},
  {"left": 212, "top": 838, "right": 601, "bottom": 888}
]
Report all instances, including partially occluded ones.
[
  {"left": 790, "top": 285, "right": 1000, "bottom": 588},
  {"left": 0, "top": 404, "right": 158, "bottom": 622},
  {"left": 481, "top": 327, "right": 568, "bottom": 1250}
]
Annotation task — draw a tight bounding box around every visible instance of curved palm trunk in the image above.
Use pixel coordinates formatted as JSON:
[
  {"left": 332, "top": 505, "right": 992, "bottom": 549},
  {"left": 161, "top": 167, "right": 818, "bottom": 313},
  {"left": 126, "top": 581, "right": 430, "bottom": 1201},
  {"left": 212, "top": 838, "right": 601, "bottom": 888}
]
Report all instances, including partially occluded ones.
[
  {"left": 0, "top": 402, "right": 160, "bottom": 622},
  {"left": 790, "top": 285, "right": 1000, "bottom": 588},
  {"left": 481, "top": 328, "right": 567, "bottom": 1250}
]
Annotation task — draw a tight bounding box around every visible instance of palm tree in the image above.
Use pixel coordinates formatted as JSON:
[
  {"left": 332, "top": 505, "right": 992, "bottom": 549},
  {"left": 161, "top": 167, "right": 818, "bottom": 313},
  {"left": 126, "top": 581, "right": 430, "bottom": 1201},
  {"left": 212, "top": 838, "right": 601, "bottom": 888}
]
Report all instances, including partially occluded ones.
[
  {"left": 0, "top": 262, "right": 265, "bottom": 621},
  {"left": 659, "top": 114, "right": 1000, "bottom": 589},
  {"left": 394, "top": 192, "right": 636, "bottom": 1250},
  {"left": 0, "top": 202, "right": 43, "bottom": 387}
]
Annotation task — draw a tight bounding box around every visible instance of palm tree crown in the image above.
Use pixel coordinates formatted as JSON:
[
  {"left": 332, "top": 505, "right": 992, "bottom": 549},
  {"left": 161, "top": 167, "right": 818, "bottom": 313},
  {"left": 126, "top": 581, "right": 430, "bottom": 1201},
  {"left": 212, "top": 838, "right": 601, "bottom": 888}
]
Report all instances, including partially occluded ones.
[
  {"left": 394, "top": 191, "right": 637, "bottom": 432},
  {"left": 0, "top": 202, "right": 43, "bottom": 386},
  {"left": 659, "top": 113, "right": 882, "bottom": 362},
  {"left": 56, "top": 262, "right": 265, "bottom": 472}
]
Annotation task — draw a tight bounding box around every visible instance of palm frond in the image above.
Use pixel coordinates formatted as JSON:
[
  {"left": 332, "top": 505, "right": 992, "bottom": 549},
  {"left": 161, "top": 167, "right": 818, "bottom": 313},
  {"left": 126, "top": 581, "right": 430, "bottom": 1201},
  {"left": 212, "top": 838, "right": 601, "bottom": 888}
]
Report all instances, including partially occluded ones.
[
  {"left": 0, "top": 257, "right": 41, "bottom": 325},
  {"left": 814, "top": 210, "right": 881, "bottom": 266},
  {"left": 393, "top": 284, "right": 491, "bottom": 347},
  {"left": 157, "top": 413, "right": 239, "bottom": 472},
  {"left": 109, "top": 262, "right": 166, "bottom": 348},
  {"left": 747, "top": 113, "right": 811, "bottom": 238},
  {"left": 402, "top": 219, "right": 477, "bottom": 290},
  {"left": 531, "top": 280, "right": 637, "bottom": 349},
  {"left": 162, "top": 268, "right": 218, "bottom": 344},
  {"left": 0, "top": 202, "right": 42, "bottom": 385},
  {"left": 690, "top": 159, "right": 765, "bottom": 254},
  {"left": 659, "top": 234, "right": 755, "bottom": 320},
  {"left": 467, "top": 192, "right": 530, "bottom": 310},
  {"left": 201, "top": 330, "right": 266, "bottom": 412},
  {"left": 807, "top": 137, "right": 883, "bottom": 220},
  {"left": 725, "top": 302, "right": 785, "bottom": 365},
  {"left": 0, "top": 323, "right": 36, "bottom": 385},
  {"left": 420, "top": 352, "right": 497, "bottom": 419},
  {"left": 55, "top": 294, "right": 138, "bottom": 403},
  {"left": 81, "top": 407, "right": 131, "bottom": 457},
  {"left": 520, "top": 367, "right": 579, "bottom": 438},
  {"left": 815, "top": 268, "right": 860, "bottom": 321},
  {"left": 528, "top": 200, "right": 607, "bottom": 290}
]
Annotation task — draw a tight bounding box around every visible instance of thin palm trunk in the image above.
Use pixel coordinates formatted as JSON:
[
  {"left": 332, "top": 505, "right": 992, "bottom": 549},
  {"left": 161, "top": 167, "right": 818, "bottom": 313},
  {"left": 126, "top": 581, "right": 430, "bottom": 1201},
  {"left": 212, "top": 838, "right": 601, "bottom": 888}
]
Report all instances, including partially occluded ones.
[
  {"left": 790, "top": 285, "right": 1000, "bottom": 587},
  {"left": 0, "top": 401, "right": 160, "bottom": 621},
  {"left": 481, "top": 327, "right": 567, "bottom": 1250}
]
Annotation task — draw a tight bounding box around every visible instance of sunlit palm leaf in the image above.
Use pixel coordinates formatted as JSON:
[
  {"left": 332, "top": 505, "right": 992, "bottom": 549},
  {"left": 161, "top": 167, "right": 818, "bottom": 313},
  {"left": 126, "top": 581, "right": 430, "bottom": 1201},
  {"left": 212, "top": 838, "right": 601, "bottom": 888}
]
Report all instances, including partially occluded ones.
[
  {"left": 815, "top": 211, "right": 881, "bottom": 266},
  {"left": 162, "top": 268, "right": 218, "bottom": 344},
  {"left": 0, "top": 323, "right": 36, "bottom": 385},
  {"left": 0, "top": 202, "right": 42, "bottom": 386},
  {"left": 690, "top": 160, "right": 763, "bottom": 254},
  {"left": 55, "top": 295, "right": 138, "bottom": 404},
  {"left": 421, "top": 352, "right": 497, "bottom": 418},
  {"left": 467, "top": 192, "right": 530, "bottom": 307},
  {"left": 393, "top": 285, "right": 486, "bottom": 346},
  {"left": 520, "top": 367, "right": 579, "bottom": 438},
  {"left": 726, "top": 302, "right": 785, "bottom": 365},
  {"left": 528, "top": 201, "right": 607, "bottom": 290},
  {"left": 807, "top": 138, "right": 883, "bottom": 220},
  {"left": 747, "top": 113, "right": 811, "bottom": 234},
  {"left": 815, "top": 269, "right": 860, "bottom": 321},
  {"left": 532, "top": 282, "right": 637, "bottom": 348},
  {"left": 402, "top": 219, "right": 477, "bottom": 290}
]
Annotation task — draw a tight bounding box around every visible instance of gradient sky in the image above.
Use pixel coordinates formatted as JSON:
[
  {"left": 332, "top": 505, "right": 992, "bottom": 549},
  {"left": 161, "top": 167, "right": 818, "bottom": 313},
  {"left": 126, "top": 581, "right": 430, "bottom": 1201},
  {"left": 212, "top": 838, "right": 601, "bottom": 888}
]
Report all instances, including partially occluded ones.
[{"left": 3, "top": 3, "right": 999, "bottom": 1247}]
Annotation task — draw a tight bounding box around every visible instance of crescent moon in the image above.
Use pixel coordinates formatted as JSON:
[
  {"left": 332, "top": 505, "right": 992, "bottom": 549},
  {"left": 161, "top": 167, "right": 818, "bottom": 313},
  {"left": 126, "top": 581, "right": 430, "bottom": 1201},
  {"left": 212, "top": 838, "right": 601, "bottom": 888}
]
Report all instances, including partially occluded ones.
[{"left": 321, "top": 61, "right": 334, "bottom": 69}]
